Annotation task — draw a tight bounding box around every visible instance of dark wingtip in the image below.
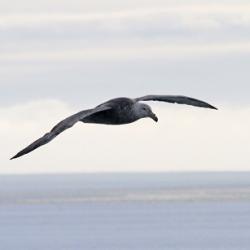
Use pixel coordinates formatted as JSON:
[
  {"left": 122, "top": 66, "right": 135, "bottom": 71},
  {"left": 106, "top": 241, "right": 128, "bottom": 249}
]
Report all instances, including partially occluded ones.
[
  {"left": 210, "top": 105, "right": 218, "bottom": 110},
  {"left": 10, "top": 153, "right": 22, "bottom": 160},
  {"left": 10, "top": 155, "right": 17, "bottom": 160},
  {"left": 211, "top": 106, "right": 218, "bottom": 110},
  {"left": 204, "top": 102, "right": 218, "bottom": 110}
]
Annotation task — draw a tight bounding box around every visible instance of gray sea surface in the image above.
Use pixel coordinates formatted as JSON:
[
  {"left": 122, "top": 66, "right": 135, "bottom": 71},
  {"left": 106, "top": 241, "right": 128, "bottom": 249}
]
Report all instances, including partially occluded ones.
[{"left": 0, "top": 172, "right": 250, "bottom": 250}]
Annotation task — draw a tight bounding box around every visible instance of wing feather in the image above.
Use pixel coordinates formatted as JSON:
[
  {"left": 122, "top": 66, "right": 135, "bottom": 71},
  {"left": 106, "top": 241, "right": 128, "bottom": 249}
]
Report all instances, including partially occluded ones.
[
  {"left": 135, "top": 95, "right": 217, "bottom": 110},
  {"left": 10, "top": 105, "right": 112, "bottom": 160}
]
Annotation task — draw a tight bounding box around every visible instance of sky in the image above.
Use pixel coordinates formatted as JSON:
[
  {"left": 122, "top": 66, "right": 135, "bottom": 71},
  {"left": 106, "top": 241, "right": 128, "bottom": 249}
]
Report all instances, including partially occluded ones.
[{"left": 1, "top": 0, "right": 250, "bottom": 173}]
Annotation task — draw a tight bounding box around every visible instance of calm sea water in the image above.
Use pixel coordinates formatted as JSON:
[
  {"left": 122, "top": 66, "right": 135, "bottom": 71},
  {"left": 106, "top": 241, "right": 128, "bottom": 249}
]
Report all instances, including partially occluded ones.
[{"left": 0, "top": 172, "right": 250, "bottom": 250}]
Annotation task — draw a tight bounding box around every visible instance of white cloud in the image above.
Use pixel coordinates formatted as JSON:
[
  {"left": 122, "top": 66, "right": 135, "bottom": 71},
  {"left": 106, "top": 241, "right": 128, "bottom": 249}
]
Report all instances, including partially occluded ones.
[
  {"left": 1, "top": 42, "right": 250, "bottom": 63},
  {"left": 1, "top": 4, "right": 250, "bottom": 29},
  {"left": 1, "top": 7, "right": 250, "bottom": 36},
  {"left": 1, "top": 3, "right": 250, "bottom": 62},
  {"left": 1, "top": 100, "right": 250, "bottom": 174},
  {"left": 1, "top": 1, "right": 249, "bottom": 174}
]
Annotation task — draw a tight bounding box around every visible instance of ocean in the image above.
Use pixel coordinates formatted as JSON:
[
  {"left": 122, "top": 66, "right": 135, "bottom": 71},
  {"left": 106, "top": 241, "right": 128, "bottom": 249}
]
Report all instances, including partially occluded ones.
[{"left": 0, "top": 172, "right": 250, "bottom": 250}]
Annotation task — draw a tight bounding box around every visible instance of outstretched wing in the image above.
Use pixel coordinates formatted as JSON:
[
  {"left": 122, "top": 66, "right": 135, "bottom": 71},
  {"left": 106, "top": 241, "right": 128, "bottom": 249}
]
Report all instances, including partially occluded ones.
[
  {"left": 135, "top": 95, "right": 217, "bottom": 110},
  {"left": 10, "top": 105, "right": 112, "bottom": 160}
]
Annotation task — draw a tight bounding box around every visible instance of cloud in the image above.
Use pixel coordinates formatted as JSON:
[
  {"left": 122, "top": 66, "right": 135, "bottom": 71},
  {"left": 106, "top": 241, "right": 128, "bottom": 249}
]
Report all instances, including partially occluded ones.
[
  {"left": 1, "top": 99, "right": 250, "bottom": 174},
  {"left": 1, "top": 42, "right": 250, "bottom": 63},
  {"left": 0, "top": 1, "right": 249, "bottom": 174},
  {"left": 1, "top": 4, "right": 250, "bottom": 45},
  {"left": 1, "top": 3, "right": 250, "bottom": 65},
  {"left": 0, "top": 52, "right": 248, "bottom": 108},
  {"left": 1, "top": 4, "right": 250, "bottom": 25}
]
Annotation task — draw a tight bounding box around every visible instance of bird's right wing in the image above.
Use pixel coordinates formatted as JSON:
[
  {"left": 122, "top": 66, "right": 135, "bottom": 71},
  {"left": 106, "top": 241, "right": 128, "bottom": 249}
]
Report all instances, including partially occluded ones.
[
  {"left": 135, "top": 95, "right": 217, "bottom": 110},
  {"left": 10, "top": 105, "right": 112, "bottom": 160}
]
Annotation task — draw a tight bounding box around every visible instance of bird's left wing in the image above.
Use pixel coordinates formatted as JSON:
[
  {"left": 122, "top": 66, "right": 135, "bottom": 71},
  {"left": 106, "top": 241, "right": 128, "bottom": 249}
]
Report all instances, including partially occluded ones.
[
  {"left": 10, "top": 105, "right": 112, "bottom": 160},
  {"left": 135, "top": 95, "right": 217, "bottom": 110}
]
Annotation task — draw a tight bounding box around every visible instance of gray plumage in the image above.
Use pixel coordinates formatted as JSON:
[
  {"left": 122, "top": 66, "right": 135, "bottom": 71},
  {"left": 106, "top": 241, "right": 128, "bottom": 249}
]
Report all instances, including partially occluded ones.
[{"left": 10, "top": 95, "right": 217, "bottom": 160}]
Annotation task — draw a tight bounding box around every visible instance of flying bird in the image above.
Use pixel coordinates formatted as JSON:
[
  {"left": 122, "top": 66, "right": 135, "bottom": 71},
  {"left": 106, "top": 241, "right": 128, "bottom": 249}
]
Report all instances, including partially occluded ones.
[{"left": 10, "top": 95, "right": 217, "bottom": 160}]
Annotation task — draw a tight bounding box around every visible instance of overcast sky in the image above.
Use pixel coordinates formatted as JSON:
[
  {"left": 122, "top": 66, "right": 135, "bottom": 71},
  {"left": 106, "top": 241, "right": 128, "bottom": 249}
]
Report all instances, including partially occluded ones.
[{"left": 1, "top": 0, "right": 250, "bottom": 173}]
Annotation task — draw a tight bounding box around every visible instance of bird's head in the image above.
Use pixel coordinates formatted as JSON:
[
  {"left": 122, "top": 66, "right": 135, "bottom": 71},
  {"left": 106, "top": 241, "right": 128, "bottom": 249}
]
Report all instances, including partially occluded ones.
[{"left": 135, "top": 103, "right": 158, "bottom": 122}]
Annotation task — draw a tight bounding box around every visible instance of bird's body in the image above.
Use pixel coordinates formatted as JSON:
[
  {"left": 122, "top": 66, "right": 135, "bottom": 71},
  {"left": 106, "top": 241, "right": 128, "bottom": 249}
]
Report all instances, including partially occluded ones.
[
  {"left": 11, "top": 95, "right": 217, "bottom": 160},
  {"left": 82, "top": 98, "right": 137, "bottom": 125}
]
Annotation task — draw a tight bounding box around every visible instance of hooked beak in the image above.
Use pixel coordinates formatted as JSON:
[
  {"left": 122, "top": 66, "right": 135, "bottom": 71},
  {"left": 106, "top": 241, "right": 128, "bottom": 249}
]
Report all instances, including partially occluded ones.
[{"left": 150, "top": 113, "right": 158, "bottom": 122}]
